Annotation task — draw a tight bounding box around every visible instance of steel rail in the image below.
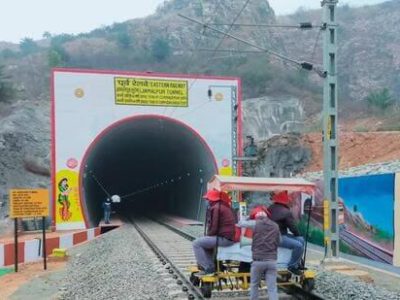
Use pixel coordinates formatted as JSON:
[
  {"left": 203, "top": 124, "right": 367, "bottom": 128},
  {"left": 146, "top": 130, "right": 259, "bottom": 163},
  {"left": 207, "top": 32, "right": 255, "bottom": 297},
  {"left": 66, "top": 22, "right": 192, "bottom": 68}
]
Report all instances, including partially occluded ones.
[
  {"left": 281, "top": 285, "right": 326, "bottom": 300},
  {"left": 155, "top": 220, "right": 326, "bottom": 300},
  {"left": 132, "top": 217, "right": 326, "bottom": 300},
  {"left": 131, "top": 218, "right": 205, "bottom": 300},
  {"left": 154, "top": 218, "right": 197, "bottom": 241}
]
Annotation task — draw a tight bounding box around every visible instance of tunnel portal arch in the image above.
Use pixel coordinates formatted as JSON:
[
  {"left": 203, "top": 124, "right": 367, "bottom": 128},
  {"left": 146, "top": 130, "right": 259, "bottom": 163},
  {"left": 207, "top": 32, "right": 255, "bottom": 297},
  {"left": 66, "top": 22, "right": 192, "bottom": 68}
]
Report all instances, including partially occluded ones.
[
  {"left": 52, "top": 68, "right": 241, "bottom": 230},
  {"left": 80, "top": 115, "right": 218, "bottom": 227}
]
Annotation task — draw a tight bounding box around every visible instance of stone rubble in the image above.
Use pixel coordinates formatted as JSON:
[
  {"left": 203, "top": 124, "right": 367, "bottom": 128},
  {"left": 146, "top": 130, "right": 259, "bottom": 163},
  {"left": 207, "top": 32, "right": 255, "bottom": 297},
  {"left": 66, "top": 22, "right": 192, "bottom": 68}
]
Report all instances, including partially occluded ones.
[
  {"left": 314, "top": 270, "right": 400, "bottom": 300},
  {"left": 58, "top": 225, "right": 173, "bottom": 300}
]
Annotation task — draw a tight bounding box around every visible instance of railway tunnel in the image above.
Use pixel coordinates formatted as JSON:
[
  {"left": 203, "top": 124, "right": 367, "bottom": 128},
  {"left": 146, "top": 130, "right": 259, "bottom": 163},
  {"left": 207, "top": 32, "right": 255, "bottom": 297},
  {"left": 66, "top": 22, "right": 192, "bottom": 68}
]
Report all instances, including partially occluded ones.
[{"left": 80, "top": 115, "right": 218, "bottom": 227}]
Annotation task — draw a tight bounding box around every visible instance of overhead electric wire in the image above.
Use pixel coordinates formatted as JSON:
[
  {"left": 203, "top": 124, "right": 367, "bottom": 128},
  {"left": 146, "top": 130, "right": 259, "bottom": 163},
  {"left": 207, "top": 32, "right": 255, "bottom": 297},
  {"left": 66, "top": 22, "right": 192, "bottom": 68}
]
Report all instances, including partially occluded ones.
[
  {"left": 166, "top": 0, "right": 212, "bottom": 118},
  {"left": 88, "top": 169, "right": 194, "bottom": 201},
  {"left": 173, "top": 48, "right": 268, "bottom": 54},
  {"left": 169, "top": 0, "right": 253, "bottom": 118},
  {"left": 120, "top": 171, "right": 195, "bottom": 201},
  {"left": 88, "top": 170, "right": 111, "bottom": 198},
  {"left": 179, "top": 14, "right": 301, "bottom": 66},
  {"left": 208, "top": 54, "right": 248, "bottom": 60},
  {"left": 162, "top": 1, "right": 206, "bottom": 116},
  {"left": 205, "top": 0, "right": 252, "bottom": 60},
  {"left": 179, "top": 14, "right": 326, "bottom": 77},
  {"left": 206, "top": 22, "right": 316, "bottom": 29},
  {"left": 310, "top": 27, "right": 323, "bottom": 63},
  {"left": 197, "top": 0, "right": 205, "bottom": 23}
]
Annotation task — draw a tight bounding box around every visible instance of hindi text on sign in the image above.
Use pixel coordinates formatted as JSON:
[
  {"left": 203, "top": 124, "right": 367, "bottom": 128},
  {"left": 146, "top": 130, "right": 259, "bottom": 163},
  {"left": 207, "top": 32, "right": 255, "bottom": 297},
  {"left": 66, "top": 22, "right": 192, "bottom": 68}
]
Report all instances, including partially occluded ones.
[{"left": 114, "top": 77, "right": 188, "bottom": 107}]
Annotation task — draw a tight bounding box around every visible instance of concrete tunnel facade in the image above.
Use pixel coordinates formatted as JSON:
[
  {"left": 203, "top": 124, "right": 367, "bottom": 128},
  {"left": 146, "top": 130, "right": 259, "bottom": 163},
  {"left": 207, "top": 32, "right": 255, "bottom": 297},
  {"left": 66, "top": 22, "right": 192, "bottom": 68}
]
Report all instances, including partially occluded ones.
[
  {"left": 52, "top": 69, "right": 240, "bottom": 230},
  {"left": 81, "top": 115, "right": 218, "bottom": 227}
]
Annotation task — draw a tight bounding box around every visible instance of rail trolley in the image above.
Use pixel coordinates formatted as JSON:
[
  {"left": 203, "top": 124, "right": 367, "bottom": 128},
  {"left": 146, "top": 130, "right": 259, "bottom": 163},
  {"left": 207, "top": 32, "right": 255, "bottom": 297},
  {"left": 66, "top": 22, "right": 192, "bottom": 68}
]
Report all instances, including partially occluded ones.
[{"left": 189, "top": 175, "right": 317, "bottom": 298}]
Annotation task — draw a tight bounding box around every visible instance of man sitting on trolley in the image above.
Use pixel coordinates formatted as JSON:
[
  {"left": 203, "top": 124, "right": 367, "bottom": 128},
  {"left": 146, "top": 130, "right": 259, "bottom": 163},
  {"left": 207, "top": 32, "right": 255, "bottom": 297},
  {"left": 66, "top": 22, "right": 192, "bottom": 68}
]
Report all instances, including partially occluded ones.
[
  {"left": 269, "top": 190, "right": 305, "bottom": 275},
  {"left": 192, "top": 189, "right": 236, "bottom": 275}
]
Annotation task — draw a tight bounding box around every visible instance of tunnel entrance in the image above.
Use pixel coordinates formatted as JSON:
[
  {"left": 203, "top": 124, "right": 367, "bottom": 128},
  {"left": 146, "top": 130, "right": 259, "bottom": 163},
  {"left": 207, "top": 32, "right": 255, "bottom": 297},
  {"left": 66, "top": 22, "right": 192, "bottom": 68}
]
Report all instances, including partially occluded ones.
[{"left": 80, "top": 115, "right": 218, "bottom": 227}]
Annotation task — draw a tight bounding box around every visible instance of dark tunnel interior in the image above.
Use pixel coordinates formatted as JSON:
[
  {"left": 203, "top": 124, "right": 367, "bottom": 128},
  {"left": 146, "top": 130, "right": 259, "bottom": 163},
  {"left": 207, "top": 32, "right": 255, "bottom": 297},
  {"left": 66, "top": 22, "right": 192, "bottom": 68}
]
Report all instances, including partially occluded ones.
[{"left": 81, "top": 116, "right": 217, "bottom": 227}]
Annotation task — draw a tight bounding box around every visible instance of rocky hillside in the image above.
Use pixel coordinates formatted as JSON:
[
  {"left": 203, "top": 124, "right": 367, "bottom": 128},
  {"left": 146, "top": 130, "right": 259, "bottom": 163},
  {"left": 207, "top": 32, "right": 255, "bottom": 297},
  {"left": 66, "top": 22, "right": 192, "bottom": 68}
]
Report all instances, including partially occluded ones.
[
  {"left": 1, "top": 0, "right": 400, "bottom": 235},
  {"left": 278, "top": 0, "right": 400, "bottom": 103},
  {"left": 303, "top": 131, "right": 400, "bottom": 172},
  {"left": 0, "top": 101, "right": 50, "bottom": 233},
  {"left": 2, "top": 1, "right": 399, "bottom": 114},
  {"left": 1, "top": 0, "right": 290, "bottom": 101},
  {"left": 242, "top": 96, "right": 305, "bottom": 141}
]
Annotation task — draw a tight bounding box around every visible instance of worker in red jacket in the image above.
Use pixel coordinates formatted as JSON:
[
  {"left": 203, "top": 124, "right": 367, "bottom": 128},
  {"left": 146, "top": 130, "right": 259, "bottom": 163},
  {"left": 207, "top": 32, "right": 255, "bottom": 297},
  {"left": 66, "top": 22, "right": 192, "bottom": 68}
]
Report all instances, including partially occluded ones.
[
  {"left": 268, "top": 191, "right": 304, "bottom": 275},
  {"left": 193, "top": 189, "right": 236, "bottom": 275}
]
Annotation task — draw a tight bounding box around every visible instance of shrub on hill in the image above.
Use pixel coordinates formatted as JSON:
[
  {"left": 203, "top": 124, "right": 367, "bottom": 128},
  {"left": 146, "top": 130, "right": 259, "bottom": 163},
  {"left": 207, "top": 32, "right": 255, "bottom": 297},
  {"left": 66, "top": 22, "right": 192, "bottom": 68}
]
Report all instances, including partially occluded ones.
[
  {"left": 151, "top": 37, "right": 171, "bottom": 62},
  {"left": 19, "top": 38, "right": 39, "bottom": 55},
  {"left": 0, "top": 65, "right": 15, "bottom": 102},
  {"left": 366, "top": 88, "right": 394, "bottom": 111}
]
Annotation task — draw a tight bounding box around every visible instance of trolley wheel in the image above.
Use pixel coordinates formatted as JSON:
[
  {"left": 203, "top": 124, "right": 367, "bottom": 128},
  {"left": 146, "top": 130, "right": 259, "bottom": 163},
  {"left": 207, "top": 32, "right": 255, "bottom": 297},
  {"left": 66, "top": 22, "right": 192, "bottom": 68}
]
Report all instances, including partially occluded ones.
[
  {"left": 190, "top": 273, "right": 200, "bottom": 287},
  {"left": 201, "top": 282, "right": 213, "bottom": 298},
  {"left": 281, "top": 272, "right": 292, "bottom": 282},
  {"left": 302, "top": 278, "right": 315, "bottom": 292}
]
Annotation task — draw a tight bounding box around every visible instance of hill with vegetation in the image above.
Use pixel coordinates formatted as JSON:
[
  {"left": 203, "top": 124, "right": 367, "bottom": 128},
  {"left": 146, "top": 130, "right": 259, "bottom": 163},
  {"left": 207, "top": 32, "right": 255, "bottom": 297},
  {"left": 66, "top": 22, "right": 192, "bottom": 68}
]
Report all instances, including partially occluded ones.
[
  {"left": 0, "top": 0, "right": 318, "bottom": 113},
  {"left": 279, "top": 0, "right": 400, "bottom": 129},
  {"left": 0, "top": 0, "right": 400, "bottom": 234},
  {"left": 1, "top": 0, "right": 399, "bottom": 129}
]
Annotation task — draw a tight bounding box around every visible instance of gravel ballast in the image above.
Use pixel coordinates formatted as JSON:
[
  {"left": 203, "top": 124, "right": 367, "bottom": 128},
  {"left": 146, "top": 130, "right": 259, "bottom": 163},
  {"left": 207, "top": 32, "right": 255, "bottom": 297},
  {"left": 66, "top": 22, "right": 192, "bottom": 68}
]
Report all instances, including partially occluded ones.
[
  {"left": 59, "top": 224, "right": 173, "bottom": 300},
  {"left": 314, "top": 270, "right": 400, "bottom": 300},
  {"left": 180, "top": 224, "right": 400, "bottom": 299}
]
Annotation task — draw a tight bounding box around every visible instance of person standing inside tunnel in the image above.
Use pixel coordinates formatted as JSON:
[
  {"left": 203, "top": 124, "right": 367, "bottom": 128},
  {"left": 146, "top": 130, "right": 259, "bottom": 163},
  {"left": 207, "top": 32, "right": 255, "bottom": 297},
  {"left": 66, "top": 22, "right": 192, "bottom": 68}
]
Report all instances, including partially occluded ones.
[
  {"left": 102, "top": 197, "right": 112, "bottom": 224},
  {"left": 193, "top": 190, "right": 236, "bottom": 275},
  {"left": 268, "top": 191, "right": 304, "bottom": 275}
]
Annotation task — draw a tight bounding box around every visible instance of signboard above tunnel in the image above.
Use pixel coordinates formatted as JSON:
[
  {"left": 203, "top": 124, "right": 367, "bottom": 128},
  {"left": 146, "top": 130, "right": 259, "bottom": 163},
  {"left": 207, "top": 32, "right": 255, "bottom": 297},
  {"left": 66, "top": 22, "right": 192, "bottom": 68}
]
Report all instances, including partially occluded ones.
[
  {"left": 52, "top": 68, "right": 242, "bottom": 230},
  {"left": 114, "top": 77, "right": 189, "bottom": 107}
]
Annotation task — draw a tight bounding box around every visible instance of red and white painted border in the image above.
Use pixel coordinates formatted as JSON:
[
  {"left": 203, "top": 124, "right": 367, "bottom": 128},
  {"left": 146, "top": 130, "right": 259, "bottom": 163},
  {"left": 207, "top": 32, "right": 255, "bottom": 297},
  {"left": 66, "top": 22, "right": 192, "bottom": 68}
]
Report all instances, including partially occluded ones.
[{"left": 0, "top": 227, "right": 101, "bottom": 267}]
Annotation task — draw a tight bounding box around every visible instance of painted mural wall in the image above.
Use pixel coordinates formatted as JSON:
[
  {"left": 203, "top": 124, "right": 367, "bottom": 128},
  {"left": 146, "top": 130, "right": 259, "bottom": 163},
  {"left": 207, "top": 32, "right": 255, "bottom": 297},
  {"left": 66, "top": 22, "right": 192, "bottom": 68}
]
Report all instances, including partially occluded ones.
[
  {"left": 293, "top": 173, "right": 400, "bottom": 266},
  {"left": 338, "top": 174, "right": 394, "bottom": 264}
]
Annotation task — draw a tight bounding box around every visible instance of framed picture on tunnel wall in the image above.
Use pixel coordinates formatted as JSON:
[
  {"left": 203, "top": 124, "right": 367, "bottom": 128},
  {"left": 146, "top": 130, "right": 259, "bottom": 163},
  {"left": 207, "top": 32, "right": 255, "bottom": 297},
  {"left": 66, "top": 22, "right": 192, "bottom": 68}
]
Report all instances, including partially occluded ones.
[{"left": 52, "top": 68, "right": 242, "bottom": 230}]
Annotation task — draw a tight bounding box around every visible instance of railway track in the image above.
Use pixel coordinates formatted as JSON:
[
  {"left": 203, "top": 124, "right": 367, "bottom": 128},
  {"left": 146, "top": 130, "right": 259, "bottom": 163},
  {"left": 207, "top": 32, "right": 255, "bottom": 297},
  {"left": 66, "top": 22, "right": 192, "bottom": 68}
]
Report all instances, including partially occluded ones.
[
  {"left": 131, "top": 217, "right": 203, "bottom": 299},
  {"left": 131, "top": 217, "right": 325, "bottom": 300},
  {"left": 340, "top": 229, "right": 393, "bottom": 264}
]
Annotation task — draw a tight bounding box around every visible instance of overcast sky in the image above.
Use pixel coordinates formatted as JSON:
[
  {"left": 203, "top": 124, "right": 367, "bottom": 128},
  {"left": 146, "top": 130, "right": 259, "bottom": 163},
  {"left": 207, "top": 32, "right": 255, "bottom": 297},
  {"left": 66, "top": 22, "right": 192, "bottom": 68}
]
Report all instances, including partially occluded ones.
[{"left": 0, "top": 0, "right": 387, "bottom": 43}]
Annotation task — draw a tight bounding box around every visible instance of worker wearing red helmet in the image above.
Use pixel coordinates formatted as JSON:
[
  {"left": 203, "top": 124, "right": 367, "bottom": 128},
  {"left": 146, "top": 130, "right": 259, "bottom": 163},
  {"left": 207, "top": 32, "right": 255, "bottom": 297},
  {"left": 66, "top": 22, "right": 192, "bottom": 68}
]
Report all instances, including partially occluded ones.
[
  {"left": 238, "top": 205, "right": 280, "bottom": 300},
  {"left": 268, "top": 191, "right": 305, "bottom": 275},
  {"left": 249, "top": 205, "right": 270, "bottom": 219},
  {"left": 192, "top": 189, "right": 236, "bottom": 275}
]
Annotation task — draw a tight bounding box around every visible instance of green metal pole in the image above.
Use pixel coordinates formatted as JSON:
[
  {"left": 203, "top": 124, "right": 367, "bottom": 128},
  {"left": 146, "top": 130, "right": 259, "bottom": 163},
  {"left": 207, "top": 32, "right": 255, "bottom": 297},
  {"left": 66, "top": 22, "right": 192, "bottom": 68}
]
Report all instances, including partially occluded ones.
[
  {"left": 231, "top": 86, "right": 240, "bottom": 204},
  {"left": 322, "top": 0, "right": 339, "bottom": 259}
]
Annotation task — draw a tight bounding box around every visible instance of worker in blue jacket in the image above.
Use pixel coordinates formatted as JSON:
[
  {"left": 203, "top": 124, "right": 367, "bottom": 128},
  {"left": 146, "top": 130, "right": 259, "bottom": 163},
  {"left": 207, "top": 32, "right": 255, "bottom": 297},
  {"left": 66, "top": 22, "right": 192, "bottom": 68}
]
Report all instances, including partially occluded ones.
[{"left": 102, "top": 198, "right": 112, "bottom": 224}]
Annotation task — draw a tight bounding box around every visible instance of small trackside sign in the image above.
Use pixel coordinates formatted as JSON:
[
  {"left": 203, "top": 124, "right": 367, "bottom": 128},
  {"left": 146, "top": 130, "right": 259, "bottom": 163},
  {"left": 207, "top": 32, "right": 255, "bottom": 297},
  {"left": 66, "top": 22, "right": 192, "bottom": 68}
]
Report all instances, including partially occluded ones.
[{"left": 10, "top": 189, "right": 49, "bottom": 218}]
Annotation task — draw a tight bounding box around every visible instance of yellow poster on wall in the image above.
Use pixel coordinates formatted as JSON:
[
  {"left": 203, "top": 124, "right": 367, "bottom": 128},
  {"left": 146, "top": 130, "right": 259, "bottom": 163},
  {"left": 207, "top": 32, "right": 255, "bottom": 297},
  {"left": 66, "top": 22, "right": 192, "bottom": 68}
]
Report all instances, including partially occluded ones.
[
  {"left": 219, "top": 166, "right": 233, "bottom": 176},
  {"left": 56, "top": 170, "right": 84, "bottom": 225}
]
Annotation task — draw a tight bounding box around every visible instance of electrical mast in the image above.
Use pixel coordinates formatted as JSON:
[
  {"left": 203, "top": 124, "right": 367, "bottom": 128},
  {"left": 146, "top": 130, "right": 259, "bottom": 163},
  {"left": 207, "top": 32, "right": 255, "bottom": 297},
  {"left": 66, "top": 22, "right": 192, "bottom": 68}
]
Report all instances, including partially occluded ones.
[{"left": 322, "top": 0, "right": 339, "bottom": 259}]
